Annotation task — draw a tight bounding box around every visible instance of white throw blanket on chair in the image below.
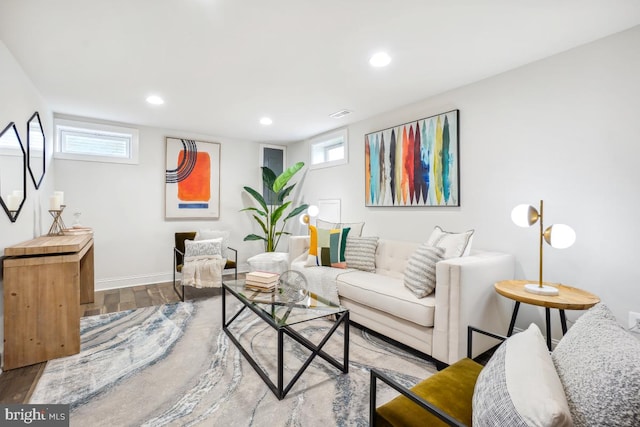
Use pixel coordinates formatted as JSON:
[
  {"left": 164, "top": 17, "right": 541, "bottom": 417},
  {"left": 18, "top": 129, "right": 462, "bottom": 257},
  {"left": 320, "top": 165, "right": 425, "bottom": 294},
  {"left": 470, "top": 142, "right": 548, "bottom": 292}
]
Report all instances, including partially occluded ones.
[{"left": 181, "top": 255, "right": 227, "bottom": 288}]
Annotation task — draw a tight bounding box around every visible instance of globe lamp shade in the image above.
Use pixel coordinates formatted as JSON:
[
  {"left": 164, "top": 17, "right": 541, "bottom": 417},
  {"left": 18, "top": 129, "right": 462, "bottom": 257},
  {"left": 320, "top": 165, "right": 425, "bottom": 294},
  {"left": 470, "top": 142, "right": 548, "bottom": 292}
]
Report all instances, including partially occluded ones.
[
  {"left": 307, "top": 205, "right": 319, "bottom": 218},
  {"left": 511, "top": 204, "right": 539, "bottom": 227},
  {"left": 544, "top": 224, "right": 576, "bottom": 249}
]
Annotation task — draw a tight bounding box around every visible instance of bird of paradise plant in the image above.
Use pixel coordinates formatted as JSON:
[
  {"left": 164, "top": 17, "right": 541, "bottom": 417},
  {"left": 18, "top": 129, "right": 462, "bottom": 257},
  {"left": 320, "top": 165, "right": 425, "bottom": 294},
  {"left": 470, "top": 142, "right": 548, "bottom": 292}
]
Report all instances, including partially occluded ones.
[{"left": 241, "top": 161, "right": 308, "bottom": 252}]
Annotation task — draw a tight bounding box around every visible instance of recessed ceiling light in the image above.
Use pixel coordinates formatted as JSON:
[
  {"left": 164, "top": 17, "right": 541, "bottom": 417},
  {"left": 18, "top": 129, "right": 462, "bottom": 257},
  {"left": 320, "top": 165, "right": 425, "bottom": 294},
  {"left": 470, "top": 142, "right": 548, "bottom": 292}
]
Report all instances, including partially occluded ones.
[
  {"left": 260, "top": 117, "right": 273, "bottom": 125},
  {"left": 329, "top": 109, "right": 352, "bottom": 119},
  {"left": 146, "top": 95, "right": 164, "bottom": 105},
  {"left": 369, "top": 52, "right": 391, "bottom": 67}
]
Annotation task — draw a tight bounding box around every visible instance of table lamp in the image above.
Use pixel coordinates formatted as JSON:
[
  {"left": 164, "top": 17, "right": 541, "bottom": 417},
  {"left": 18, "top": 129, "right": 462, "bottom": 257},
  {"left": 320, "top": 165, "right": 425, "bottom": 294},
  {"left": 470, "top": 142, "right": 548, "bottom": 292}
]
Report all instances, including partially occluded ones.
[{"left": 511, "top": 200, "right": 576, "bottom": 295}]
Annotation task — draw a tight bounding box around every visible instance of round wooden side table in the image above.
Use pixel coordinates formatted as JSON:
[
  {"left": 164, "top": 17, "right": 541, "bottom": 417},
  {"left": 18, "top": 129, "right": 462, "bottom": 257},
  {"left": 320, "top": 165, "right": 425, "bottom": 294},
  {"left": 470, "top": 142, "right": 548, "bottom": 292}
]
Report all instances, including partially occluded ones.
[{"left": 494, "top": 280, "right": 600, "bottom": 349}]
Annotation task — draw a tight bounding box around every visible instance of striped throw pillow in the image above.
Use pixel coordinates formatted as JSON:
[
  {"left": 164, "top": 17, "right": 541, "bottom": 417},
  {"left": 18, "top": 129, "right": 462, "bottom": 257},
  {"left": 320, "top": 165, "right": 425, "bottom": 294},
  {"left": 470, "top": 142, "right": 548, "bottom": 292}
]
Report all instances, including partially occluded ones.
[
  {"left": 345, "top": 236, "right": 379, "bottom": 272},
  {"left": 403, "top": 244, "right": 444, "bottom": 298}
]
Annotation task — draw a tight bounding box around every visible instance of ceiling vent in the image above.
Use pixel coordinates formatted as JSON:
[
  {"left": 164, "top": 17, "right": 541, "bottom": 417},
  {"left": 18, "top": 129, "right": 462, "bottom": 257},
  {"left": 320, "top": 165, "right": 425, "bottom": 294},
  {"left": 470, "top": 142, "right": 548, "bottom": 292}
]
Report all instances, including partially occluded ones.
[{"left": 329, "top": 109, "right": 352, "bottom": 119}]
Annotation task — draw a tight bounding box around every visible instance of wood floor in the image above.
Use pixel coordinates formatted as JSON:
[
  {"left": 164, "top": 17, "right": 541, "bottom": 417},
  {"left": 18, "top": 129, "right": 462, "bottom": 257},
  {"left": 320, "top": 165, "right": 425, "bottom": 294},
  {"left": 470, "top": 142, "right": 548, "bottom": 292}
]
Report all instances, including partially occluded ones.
[
  {"left": 0, "top": 276, "right": 488, "bottom": 405},
  {"left": 0, "top": 280, "right": 225, "bottom": 404}
]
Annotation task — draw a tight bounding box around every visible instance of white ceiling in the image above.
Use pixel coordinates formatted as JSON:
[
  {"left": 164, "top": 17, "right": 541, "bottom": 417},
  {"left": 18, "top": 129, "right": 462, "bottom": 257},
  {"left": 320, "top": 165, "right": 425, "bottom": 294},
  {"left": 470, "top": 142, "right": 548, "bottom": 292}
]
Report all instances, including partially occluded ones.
[{"left": 1, "top": 1, "right": 639, "bottom": 143}]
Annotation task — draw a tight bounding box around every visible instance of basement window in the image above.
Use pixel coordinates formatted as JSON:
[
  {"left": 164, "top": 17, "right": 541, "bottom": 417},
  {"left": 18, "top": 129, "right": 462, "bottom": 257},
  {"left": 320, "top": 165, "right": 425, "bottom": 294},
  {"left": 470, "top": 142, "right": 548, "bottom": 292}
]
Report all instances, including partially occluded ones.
[
  {"left": 54, "top": 118, "right": 139, "bottom": 164},
  {"left": 309, "top": 128, "right": 348, "bottom": 170}
]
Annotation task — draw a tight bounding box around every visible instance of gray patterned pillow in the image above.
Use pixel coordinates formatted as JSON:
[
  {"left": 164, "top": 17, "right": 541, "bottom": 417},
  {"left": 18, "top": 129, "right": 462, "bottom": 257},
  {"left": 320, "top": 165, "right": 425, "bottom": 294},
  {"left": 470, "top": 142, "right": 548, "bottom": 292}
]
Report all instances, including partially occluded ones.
[
  {"left": 184, "top": 238, "right": 222, "bottom": 259},
  {"left": 403, "top": 244, "right": 444, "bottom": 298},
  {"left": 473, "top": 323, "right": 573, "bottom": 427},
  {"left": 552, "top": 304, "right": 640, "bottom": 426},
  {"left": 344, "top": 236, "right": 379, "bottom": 272},
  {"left": 195, "top": 229, "right": 230, "bottom": 258}
]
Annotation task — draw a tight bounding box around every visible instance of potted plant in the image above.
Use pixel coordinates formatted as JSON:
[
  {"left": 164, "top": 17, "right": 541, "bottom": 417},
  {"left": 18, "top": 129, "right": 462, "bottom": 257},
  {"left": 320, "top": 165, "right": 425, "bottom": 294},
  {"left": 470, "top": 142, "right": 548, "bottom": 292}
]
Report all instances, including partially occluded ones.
[{"left": 242, "top": 161, "right": 308, "bottom": 252}]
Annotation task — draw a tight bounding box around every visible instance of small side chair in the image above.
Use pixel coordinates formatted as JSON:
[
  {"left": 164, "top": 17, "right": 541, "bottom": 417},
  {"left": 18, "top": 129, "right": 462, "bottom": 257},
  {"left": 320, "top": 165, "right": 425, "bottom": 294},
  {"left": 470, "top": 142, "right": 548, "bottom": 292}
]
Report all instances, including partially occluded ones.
[
  {"left": 370, "top": 327, "right": 505, "bottom": 427},
  {"left": 173, "top": 231, "right": 238, "bottom": 301}
]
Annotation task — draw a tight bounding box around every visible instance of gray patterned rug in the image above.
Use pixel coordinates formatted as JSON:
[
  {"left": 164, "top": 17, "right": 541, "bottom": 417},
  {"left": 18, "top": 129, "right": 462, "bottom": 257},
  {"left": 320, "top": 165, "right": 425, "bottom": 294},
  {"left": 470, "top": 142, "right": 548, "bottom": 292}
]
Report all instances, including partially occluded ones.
[{"left": 30, "top": 295, "right": 436, "bottom": 426}]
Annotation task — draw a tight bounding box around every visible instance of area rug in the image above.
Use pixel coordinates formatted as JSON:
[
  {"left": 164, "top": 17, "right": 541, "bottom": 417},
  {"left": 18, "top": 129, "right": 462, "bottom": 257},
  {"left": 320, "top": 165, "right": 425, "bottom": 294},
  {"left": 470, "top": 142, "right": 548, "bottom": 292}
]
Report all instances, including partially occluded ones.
[{"left": 30, "top": 295, "right": 436, "bottom": 426}]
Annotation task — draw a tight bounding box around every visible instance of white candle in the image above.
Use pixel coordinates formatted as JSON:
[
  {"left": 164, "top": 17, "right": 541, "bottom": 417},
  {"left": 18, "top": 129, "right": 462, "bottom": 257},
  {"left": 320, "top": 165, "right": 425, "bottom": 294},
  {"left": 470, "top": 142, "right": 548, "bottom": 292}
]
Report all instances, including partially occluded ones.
[
  {"left": 50, "top": 195, "right": 61, "bottom": 211},
  {"left": 7, "top": 194, "right": 20, "bottom": 211},
  {"left": 54, "top": 191, "right": 64, "bottom": 206}
]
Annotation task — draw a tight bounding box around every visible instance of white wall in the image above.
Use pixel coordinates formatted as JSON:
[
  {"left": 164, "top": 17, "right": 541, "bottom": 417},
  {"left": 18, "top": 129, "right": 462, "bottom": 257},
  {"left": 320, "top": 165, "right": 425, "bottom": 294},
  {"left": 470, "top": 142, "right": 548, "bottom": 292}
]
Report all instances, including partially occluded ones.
[
  {"left": 0, "top": 41, "right": 55, "bottom": 367},
  {"left": 53, "top": 122, "right": 267, "bottom": 290},
  {"left": 3, "top": 25, "right": 639, "bottom": 349},
  {"left": 290, "top": 26, "right": 640, "bottom": 336}
]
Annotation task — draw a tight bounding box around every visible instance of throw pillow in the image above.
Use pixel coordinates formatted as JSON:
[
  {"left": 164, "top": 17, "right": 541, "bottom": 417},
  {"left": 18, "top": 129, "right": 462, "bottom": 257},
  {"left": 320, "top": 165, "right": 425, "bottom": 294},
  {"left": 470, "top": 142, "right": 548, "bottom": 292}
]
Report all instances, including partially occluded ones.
[
  {"left": 195, "top": 229, "right": 230, "bottom": 258},
  {"left": 184, "top": 237, "right": 223, "bottom": 259},
  {"left": 403, "top": 244, "right": 445, "bottom": 298},
  {"left": 304, "top": 225, "right": 351, "bottom": 268},
  {"left": 473, "top": 323, "right": 573, "bottom": 427},
  {"left": 427, "top": 225, "right": 474, "bottom": 258},
  {"left": 551, "top": 304, "right": 640, "bottom": 426},
  {"left": 344, "top": 236, "right": 379, "bottom": 272},
  {"left": 316, "top": 219, "right": 365, "bottom": 237}
]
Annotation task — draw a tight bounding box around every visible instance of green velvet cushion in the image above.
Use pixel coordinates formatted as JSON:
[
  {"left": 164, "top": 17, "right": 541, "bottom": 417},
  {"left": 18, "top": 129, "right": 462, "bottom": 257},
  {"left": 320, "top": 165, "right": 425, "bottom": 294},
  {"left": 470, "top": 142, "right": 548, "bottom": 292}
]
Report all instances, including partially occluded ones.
[
  {"left": 376, "top": 358, "right": 482, "bottom": 427},
  {"left": 175, "top": 232, "right": 197, "bottom": 267}
]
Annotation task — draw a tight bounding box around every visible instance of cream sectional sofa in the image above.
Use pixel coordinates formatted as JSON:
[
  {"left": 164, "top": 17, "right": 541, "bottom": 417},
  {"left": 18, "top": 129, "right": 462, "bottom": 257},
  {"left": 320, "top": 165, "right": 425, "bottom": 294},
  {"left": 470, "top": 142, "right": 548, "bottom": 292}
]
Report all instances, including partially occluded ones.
[{"left": 289, "top": 236, "right": 515, "bottom": 366}]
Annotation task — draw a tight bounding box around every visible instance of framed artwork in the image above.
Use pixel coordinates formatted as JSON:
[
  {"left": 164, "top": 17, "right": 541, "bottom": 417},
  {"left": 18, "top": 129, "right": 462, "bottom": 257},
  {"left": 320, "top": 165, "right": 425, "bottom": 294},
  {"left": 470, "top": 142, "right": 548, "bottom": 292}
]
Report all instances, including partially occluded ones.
[
  {"left": 165, "top": 137, "right": 221, "bottom": 219},
  {"left": 364, "top": 109, "right": 459, "bottom": 207}
]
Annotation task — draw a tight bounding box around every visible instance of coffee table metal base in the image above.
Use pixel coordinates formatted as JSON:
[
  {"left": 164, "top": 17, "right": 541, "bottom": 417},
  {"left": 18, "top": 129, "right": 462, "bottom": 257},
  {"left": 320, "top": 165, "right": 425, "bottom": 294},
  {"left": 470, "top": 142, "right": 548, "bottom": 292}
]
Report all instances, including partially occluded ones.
[{"left": 222, "top": 288, "right": 349, "bottom": 400}]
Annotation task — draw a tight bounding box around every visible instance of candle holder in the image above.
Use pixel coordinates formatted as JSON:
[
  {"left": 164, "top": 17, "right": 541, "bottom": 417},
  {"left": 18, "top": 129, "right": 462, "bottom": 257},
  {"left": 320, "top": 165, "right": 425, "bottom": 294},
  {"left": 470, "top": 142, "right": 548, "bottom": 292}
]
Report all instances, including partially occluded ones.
[{"left": 48, "top": 205, "right": 67, "bottom": 236}]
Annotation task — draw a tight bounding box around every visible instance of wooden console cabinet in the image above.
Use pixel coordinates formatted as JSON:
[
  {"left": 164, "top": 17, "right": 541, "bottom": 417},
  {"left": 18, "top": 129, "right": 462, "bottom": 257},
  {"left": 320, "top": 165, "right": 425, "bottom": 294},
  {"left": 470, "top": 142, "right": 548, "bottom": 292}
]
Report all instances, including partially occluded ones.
[{"left": 3, "top": 234, "right": 94, "bottom": 370}]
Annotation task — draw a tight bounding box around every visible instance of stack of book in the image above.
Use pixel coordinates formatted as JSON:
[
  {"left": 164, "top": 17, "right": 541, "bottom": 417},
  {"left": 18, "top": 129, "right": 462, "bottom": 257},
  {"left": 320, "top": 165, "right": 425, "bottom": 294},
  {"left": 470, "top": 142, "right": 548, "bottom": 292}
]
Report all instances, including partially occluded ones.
[
  {"left": 62, "top": 226, "right": 94, "bottom": 236},
  {"left": 245, "top": 271, "right": 279, "bottom": 292}
]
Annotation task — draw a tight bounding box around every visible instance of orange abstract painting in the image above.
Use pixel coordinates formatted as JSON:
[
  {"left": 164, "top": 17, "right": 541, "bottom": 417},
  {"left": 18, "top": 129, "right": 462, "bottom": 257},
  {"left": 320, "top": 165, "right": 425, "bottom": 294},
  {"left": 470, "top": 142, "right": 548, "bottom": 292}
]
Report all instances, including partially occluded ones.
[
  {"left": 177, "top": 151, "right": 210, "bottom": 202},
  {"left": 165, "top": 137, "right": 220, "bottom": 219}
]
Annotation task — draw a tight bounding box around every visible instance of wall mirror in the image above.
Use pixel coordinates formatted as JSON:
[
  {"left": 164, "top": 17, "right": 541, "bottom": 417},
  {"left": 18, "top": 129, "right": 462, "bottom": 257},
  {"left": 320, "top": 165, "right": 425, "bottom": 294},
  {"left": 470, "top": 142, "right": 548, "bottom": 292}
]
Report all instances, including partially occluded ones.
[
  {"left": 27, "top": 111, "right": 45, "bottom": 189},
  {"left": 0, "top": 122, "right": 27, "bottom": 222}
]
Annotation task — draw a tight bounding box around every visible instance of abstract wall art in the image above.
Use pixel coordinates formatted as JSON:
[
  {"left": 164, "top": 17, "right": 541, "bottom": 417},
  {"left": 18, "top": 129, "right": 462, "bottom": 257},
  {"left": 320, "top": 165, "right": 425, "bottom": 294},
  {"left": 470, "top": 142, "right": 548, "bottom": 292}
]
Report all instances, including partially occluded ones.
[
  {"left": 364, "top": 109, "right": 459, "bottom": 207},
  {"left": 165, "top": 137, "right": 221, "bottom": 219}
]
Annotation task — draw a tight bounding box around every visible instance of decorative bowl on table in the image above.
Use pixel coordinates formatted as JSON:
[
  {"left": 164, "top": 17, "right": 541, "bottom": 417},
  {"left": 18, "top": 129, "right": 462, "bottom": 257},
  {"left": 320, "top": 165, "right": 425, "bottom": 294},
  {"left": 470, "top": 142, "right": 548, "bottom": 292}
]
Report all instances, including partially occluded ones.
[{"left": 278, "top": 270, "right": 308, "bottom": 303}]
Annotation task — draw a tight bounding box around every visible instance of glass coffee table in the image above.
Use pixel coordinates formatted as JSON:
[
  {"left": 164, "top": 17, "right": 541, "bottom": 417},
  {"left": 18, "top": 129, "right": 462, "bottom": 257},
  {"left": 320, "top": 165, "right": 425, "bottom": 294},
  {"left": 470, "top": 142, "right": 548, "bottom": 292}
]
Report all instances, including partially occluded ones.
[{"left": 222, "top": 279, "right": 349, "bottom": 400}]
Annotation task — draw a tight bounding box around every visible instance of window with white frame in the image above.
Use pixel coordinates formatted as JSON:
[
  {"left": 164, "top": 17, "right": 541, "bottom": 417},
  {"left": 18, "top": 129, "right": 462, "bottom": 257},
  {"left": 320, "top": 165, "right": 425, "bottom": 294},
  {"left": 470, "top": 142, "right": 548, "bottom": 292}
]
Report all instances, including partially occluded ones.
[
  {"left": 54, "top": 118, "right": 139, "bottom": 164},
  {"left": 309, "top": 128, "right": 348, "bottom": 169}
]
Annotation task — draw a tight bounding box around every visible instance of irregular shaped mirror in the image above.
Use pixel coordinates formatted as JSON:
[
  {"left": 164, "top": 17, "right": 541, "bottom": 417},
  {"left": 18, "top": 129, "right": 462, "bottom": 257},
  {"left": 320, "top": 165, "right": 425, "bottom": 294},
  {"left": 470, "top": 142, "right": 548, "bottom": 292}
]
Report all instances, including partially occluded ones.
[
  {"left": 27, "top": 111, "right": 45, "bottom": 189},
  {"left": 0, "top": 122, "right": 26, "bottom": 222}
]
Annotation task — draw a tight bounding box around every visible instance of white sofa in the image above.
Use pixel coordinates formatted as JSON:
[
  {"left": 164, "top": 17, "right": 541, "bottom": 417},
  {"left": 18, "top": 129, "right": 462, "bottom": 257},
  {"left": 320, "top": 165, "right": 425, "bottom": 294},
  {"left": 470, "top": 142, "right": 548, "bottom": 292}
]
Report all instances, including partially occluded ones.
[{"left": 289, "top": 236, "right": 515, "bottom": 366}]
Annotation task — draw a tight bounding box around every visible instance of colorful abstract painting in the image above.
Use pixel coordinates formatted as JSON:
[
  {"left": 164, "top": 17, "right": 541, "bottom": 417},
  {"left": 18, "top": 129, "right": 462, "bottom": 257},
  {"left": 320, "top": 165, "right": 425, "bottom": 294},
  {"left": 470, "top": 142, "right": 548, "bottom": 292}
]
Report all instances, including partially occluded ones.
[
  {"left": 165, "top": 137, "right": 221, "bottom": 219},
  {"left": 364, "top": 110, "right": 459, "bottom": 207}
]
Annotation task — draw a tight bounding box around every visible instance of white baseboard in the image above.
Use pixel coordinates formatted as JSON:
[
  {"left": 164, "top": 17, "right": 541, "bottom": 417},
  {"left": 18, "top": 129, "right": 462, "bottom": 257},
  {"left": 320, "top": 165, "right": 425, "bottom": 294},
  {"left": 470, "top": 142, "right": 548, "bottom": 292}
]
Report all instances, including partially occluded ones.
[
  {"left": 95, "top": 264, "right": 251, "bottom": 291},
  {"left": 96, "top": 273, "right": 174, "bottom": 291}
]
